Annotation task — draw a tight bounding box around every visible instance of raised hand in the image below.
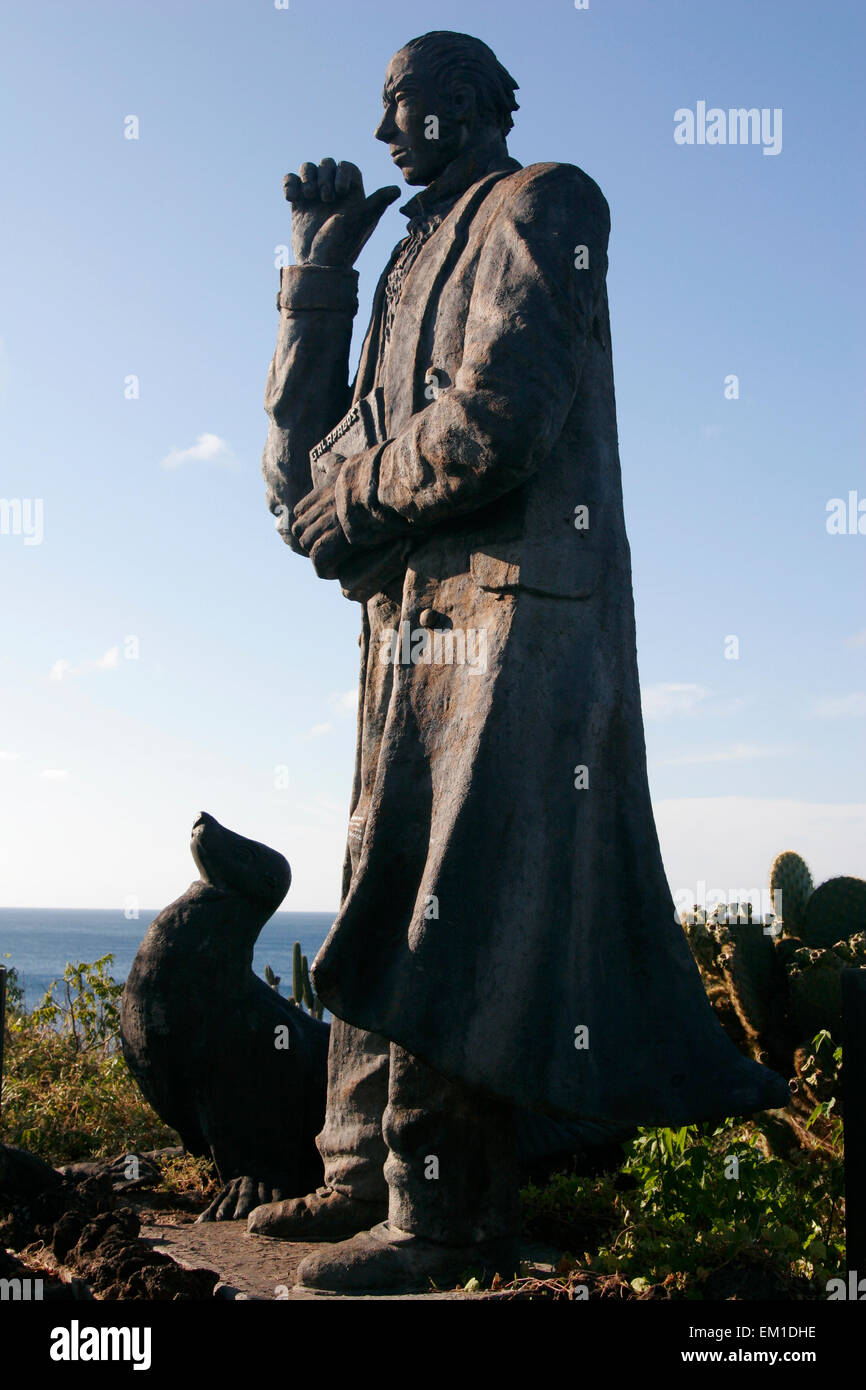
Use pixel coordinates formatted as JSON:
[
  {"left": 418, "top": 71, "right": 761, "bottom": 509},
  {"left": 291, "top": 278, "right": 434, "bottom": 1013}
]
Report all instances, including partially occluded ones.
[{"left": 284, "top": 158, "right": 400, "bottom": 269}]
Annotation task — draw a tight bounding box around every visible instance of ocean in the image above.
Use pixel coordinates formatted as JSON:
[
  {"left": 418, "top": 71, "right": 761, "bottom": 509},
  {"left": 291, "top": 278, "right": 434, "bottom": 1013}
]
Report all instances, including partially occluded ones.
[{"left": 0, "top": 908, "right": 335, "bottom": 1012}]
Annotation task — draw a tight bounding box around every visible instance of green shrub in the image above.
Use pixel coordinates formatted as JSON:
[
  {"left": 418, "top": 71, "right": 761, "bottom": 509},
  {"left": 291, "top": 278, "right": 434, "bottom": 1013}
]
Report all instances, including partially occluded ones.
[
  {"left": 521, "top": 1080, "right": 844, "bottom": 1298},
  {"left": 2, "top": 957, "right": 177, "bottom": 1164}
]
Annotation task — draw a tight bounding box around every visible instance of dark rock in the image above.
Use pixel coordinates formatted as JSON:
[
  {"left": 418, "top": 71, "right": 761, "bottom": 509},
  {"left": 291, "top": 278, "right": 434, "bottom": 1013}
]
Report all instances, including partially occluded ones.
[{"left": 1, "top": 1142, "right": 218, "bottom": 1300}]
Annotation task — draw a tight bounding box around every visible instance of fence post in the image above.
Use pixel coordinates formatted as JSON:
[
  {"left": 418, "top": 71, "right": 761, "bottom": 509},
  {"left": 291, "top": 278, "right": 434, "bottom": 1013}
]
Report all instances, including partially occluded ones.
[{"left": 843, "top": 968, "right": 866, "bottom": 1280}]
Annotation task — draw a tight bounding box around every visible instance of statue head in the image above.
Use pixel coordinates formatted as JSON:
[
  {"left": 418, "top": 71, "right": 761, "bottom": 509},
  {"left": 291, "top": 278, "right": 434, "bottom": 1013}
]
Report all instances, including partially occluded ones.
[{"left": 375, "top": 30, "right": 519, "bottom": 187}]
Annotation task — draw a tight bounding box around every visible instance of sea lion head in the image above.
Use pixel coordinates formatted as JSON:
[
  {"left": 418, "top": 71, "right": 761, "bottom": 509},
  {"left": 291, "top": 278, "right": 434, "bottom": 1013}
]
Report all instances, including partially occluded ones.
[{"left": 190, "top": 813, "right": 290, "bottom": 916}]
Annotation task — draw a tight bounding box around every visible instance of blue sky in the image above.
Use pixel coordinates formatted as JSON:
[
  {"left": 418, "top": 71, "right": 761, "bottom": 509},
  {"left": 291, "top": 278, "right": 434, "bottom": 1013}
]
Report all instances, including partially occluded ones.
[{"left": 1, "top": 0, "right": 863, "bottom": 911}]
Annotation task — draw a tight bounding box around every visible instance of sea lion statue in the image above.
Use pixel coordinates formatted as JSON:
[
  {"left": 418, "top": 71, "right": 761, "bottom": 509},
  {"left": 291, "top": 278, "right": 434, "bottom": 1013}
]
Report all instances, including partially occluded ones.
[{"left": 120, "top": 812, "right": 330, "bottom": 1220}]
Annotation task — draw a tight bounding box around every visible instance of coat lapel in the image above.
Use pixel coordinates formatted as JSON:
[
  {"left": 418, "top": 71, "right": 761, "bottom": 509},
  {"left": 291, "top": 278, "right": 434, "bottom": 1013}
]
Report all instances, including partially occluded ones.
[
  {"left": 384, "top": 170, "right": 517, "bottom": 430},
  {"left": 352, "top": 248, "right": 400, "bottom": 405}
]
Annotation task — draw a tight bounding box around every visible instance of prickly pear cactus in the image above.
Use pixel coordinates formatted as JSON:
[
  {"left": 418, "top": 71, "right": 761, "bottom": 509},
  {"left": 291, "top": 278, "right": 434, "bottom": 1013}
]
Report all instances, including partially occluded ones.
[
  {"left": 682, "top": 863, "right": 866, "bottom": 1079},
  {"left": 786, "top": 949, "right": 844, "bottom": 1039},
  {"left": 769, "top": 851, "right": 814, "bottom": 936},
  {"left": 786, "top": 931, "right": 866, "bottom": 1038},
  {"left": 801, "top": 876, "right": 866, "bottom": 949},
  {"left": 720, "top": 917, "right": 785, "bottom": 1043},
  {"left": 682, "top": 911, "right": 722, "bottom": 977}
]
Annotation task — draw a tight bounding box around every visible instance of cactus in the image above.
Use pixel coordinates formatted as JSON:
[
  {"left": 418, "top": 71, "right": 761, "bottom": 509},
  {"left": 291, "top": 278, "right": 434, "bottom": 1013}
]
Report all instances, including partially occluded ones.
[
  {"left": 263, "top": 963, "right": 281, "bottom": 992},
  {"left": 683, "top": 913, "right": 718, "bottom": 975},
  {"left": 786, "top": 948, "right": 845, "bottom": 1039},
  {"left": 769, "top": 851, "right": 814, "bottom": 936},
  {"left": 786, "top": 932, "right": 866, "bottom": 1039},
  {"left": 682, "top": 852, "right": 866, "bottom": 1082},
  {"left": 721, "top": 917, "right": 785, "bottom": 1044},
  {"left": 801, "top": 876, "right": 866, "bottom": 949},
  {"left": 289, "top": 941, "right": 325, "bottom": 1019},
  {"left": 301, "top": 955, "right": 314, "bottom": 1011},
  {"left": 292, "top": 941, "right": 303, "bottom": 1005}
]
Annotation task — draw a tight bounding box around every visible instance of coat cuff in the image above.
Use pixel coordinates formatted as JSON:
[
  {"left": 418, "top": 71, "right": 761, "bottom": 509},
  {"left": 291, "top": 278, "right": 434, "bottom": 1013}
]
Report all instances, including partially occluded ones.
[
  {"left": 334, "top": 443, "right": 410, "bottom": 547},
  {"left": 277, "top": 264, "right": 359, "bottom": 314}
]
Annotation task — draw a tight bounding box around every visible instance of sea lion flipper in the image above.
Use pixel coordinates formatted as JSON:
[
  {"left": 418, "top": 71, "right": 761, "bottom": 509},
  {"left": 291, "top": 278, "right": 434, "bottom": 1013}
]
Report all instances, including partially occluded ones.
[{"left": 197, "top": 1173, "right": 290, "bottom": 1223}]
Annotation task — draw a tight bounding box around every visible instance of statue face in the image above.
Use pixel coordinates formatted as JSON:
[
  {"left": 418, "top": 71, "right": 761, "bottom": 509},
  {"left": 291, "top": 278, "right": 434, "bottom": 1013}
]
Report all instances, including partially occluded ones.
[{"left": 375, "top": 50, "right": 467, "bottom": 186}]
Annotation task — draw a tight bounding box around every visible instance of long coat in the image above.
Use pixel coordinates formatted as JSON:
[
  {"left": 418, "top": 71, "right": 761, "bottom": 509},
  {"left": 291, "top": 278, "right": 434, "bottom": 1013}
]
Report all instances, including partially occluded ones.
[{"left": 263, "top": 152, "right": 788, "bottom": 1128}]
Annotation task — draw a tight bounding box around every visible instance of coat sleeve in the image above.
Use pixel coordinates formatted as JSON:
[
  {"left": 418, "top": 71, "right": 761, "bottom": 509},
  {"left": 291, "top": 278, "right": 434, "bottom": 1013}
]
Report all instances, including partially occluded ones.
[
  {"left": 333, "top": 165, "right": 610, "bottom": 547},
  {"left": 261, "top": 264, "right": 358, "bottom": 551}
]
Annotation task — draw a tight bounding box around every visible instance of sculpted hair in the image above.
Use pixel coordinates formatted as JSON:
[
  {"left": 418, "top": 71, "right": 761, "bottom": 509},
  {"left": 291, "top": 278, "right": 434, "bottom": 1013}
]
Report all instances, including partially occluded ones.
[{"left": 401, "top": 31, "right": 520, "bottom": 135}]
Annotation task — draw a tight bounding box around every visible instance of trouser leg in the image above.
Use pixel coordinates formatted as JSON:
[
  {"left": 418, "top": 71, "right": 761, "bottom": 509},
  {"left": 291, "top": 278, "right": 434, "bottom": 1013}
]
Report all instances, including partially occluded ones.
[
  {"left": 382, "top": 1043, "right": 520, "bottom": 1246},
  {"left": 316, "top": 1014, "right": 390, "bottom": 1203}
]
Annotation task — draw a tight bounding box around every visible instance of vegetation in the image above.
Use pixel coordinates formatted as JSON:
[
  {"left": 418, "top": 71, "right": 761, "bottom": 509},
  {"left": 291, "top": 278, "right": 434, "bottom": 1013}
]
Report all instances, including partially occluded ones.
[
  {"left": 0, "top": 947, "right": 850, "bottom": 1297},
  {"left": 520, "top": 1099, "right": 844, "bottom": 1298},
  {"left": 1, "top": 955, "right": 176, "bottom": 1164},
  {"left": 265, "top": 941, "right": 325, "bottom": 1020}
]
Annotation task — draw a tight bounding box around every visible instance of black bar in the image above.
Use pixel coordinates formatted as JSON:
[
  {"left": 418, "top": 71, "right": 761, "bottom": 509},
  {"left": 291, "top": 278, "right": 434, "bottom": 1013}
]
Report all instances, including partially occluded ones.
[{"left": 842, "top": 967, "right": 866, "bottom": 1278}]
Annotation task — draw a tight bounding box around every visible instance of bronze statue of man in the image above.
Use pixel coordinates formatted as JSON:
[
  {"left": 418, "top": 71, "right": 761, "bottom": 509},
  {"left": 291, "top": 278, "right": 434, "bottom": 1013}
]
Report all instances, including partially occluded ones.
[{"left": 252, "top": 30, "right": 788, "bottom": 1292}]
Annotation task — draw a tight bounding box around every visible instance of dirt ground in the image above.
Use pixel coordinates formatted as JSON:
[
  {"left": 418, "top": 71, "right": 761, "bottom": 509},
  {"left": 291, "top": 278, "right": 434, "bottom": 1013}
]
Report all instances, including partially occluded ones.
[{"left": 139, "top": 1213, "right": 560, "bottom": 1300}]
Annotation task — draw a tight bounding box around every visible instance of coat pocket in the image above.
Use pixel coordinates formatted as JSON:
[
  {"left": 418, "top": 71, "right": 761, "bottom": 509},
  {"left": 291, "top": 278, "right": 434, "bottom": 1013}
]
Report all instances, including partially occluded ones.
[{"left": 470, "top": 539, "right": 600, "bottom": 600}]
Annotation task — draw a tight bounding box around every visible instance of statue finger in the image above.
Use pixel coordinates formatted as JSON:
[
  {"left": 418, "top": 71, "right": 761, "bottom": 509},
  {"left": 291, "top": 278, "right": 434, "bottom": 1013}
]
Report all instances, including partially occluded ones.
[
  {"left": 292, "top": 486, "right": 325, "bottom": 520},
  {"left": 298, "top": 513, "right": 335, "bottom": 551},
  {"left": 283, "top": 172, "right": 303, "bottom": 203},
  {"left": 311, "top": 531, "right": 348, "bottom": 578},
  {"left": 318, "top": 157, "right": 337, "bottom": 203},
  {"left": 335, "top": 160, "right": 363, "bottom": 196},
  {"left": 364, "top": 185, "right": 401, "bottom": 220},
  {"left": 299, "top": 160, "right": 319, "bottom": 200},
  {"left": 291, "top": 506, "right": 323, "bottom": 543}
]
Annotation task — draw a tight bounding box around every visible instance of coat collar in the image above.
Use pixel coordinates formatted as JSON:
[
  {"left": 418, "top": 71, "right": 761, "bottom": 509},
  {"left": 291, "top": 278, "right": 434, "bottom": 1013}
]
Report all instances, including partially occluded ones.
[{"left": 399, "top": 139, "right": 522, "bottom": 226}]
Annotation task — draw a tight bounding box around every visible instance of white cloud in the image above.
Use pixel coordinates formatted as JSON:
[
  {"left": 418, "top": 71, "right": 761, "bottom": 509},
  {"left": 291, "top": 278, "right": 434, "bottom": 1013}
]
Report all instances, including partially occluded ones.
[
  {"left": 845, "top": 629, "right": 866, "bottom": 648},
  {"left": 50, "top": 647, "right": 120, "bottom": 682},
  {"left": 40, "top": 769, "right": 69, "bottom": 781},
  {"left": 160, "top": 433, "right": 234, "bottom": 470},
  {"left": 0, "top": 750, "right": 21, "bottom": 761},
  {"left": 655, "top": 742, "right": 786, "bottom": 767},
  {"left": 642, "top": 682, "right": 711, "bottom": 721},
  {"left": 297, "top": 690, "right": 357, "bottom": 742},
  {"left": 814, "top": 693, "right": 866, "bottom": 718},
  {"left": 328, "top": 688, "right": 358, "bottom": 717},
  {"left": 654, "top": 797, "right": 866, "bottom": 907}
]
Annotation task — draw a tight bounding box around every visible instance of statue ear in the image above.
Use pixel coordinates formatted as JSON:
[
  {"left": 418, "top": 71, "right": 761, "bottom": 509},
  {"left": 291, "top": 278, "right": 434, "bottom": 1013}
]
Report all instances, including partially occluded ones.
[{"left": 450, "top": 81, "right": 475, "bottom": 125}]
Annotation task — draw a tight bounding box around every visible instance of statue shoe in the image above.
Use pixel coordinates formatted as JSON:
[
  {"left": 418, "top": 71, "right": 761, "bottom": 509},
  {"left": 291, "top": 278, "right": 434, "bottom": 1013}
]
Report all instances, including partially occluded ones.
[
  {"left": 295, "top": 1221, "right": 518, "bottom": 1294},
  {"left": 246, "top": 1185, "right": 386, "bottom": 1241}
]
